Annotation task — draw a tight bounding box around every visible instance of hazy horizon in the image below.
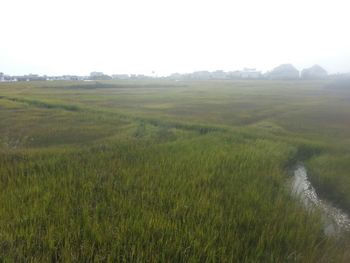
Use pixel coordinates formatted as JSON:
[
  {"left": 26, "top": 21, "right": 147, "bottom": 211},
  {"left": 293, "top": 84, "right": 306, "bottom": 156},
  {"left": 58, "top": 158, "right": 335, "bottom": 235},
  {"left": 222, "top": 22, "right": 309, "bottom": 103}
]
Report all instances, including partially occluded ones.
[{"left": 1, "top": 0, "right": 349, "bottom": 76}]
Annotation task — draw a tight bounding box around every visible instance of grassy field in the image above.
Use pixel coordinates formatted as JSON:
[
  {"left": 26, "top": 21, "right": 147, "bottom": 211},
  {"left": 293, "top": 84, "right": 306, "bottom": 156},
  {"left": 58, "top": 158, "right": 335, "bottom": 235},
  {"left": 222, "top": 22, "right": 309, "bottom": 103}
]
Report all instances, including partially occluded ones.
[{"left": 0, "top": 80, "right": 350, "bottom": 262}]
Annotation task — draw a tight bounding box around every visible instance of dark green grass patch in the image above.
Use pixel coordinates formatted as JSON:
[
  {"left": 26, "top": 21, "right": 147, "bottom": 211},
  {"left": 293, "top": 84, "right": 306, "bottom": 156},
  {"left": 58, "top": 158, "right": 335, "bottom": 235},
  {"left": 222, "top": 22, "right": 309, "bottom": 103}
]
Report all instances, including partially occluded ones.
[{"left": 0, "top": 96, "right": 80, "bottom": 111}]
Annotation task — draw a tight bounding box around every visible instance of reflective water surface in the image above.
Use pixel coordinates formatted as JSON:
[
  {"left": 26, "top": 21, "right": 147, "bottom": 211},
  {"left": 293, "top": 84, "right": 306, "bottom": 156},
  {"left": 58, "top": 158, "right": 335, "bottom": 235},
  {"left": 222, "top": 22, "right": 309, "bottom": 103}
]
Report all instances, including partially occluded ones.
[{"left": 292, "top": 165, "right": 350, "bottom": 235}]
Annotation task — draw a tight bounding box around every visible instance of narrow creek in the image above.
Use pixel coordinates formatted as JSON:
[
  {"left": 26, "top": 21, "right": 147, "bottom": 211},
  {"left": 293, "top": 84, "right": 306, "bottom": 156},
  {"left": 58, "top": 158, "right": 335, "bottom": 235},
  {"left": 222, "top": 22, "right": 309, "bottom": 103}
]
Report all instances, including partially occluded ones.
[{"left": 292, "top": 165, "right": 350, "bottom": 236}]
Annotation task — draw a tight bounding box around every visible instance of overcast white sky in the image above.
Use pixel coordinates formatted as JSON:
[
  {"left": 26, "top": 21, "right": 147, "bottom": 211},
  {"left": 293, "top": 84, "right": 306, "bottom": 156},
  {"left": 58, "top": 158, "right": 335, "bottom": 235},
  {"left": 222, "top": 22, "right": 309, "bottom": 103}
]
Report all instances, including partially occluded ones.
[{"left": 0, "top": 0, "right": 349, "bottom": 76}]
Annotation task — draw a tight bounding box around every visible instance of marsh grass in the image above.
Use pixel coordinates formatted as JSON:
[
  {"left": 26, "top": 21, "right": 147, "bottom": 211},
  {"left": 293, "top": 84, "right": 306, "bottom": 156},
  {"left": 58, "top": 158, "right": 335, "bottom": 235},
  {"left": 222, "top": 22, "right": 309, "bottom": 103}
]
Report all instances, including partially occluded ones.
[
  {"left": 0, "top": 96, "right": 80, "bottom": 111},
  {"left": 0, "top": 80, "right": 349, "bottom": 262}
]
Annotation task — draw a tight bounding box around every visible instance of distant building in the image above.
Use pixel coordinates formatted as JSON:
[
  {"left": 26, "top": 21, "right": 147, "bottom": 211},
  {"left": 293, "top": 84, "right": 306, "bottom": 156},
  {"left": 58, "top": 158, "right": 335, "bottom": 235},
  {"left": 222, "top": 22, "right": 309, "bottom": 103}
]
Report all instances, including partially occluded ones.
[
  {"left": 169, "top": 73, "right": 183, "bottom": 80},
  {"left": 63, "top": 75, "right": 79, "bottom": 81},
  {"left": 0, "top": 72, "right": 4, "bottom": 82},
  {"left": 190, "top": 71, "right": 212, "bottom": 80},
  {"left": 266, "top": 64, "right": 299, "bottom": 80},
  {"left": 240, "top": 68, "right": 261, "bottom": 79},
  {"left": 89, "top": 72, "right": 112, "bottom": 80},
  {"left": 211, "top": 70, "right": 227, "bottom": 79},
  {"left": 90, "top": 72, "right": 104, "bottom": 77},
  {"left": 301, "top": 65, "right": 328, "bottom": 79},
  {"left": 15, "top": 74, "right": 46, "bottom": 81},
  {"left": 129, "top": 74, "right": 150, "bottom": 80},
  {"left": 227, "top": 71, "right": 241, "bottom": 79},
  {"left": 112, "top": 74, "right": 130, "bottom": 80}
]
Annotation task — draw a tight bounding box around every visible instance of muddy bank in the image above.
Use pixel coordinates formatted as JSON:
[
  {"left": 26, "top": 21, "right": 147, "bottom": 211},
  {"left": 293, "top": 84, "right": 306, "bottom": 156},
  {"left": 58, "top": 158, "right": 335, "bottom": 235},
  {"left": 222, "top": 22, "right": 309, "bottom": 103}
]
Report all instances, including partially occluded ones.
[{"left": 292, "top": 165, "right": 350, "bottom": 235}]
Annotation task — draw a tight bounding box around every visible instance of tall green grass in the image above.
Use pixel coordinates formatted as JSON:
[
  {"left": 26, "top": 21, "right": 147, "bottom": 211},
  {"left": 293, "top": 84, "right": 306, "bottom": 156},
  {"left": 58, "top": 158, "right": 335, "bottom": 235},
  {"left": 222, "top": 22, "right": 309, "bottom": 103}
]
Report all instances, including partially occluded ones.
[{"left": 0, "top": 80, "right": 350, "bottom": 261}]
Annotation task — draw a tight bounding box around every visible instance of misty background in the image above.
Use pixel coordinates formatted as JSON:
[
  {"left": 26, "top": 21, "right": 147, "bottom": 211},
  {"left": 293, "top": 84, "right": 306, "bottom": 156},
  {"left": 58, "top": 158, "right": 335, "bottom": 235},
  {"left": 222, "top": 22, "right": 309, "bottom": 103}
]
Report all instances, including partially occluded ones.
[{"left": 0, "top": 0, "right": 349, "bottom": 76}]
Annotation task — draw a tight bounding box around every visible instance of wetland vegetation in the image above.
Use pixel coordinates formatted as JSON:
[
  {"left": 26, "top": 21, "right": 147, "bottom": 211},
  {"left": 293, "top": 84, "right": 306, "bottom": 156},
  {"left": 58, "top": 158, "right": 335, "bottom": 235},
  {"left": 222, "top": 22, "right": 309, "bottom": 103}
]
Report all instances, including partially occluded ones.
[{"left": 1, "top": 79, "right": 350, "bottom": 262}]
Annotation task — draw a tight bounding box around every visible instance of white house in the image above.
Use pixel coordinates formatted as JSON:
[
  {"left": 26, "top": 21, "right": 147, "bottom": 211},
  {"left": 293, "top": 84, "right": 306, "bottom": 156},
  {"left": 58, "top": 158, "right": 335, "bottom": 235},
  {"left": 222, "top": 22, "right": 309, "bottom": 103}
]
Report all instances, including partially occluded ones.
[
  {"left": 240, "top": 68, "right": 261, "bottom": 79},
  {"left": 301, "top": 65, "right": 328, "bottom": 79},
  {"left": 266, "top": 64, "right": 299, "bottom": 80}
]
